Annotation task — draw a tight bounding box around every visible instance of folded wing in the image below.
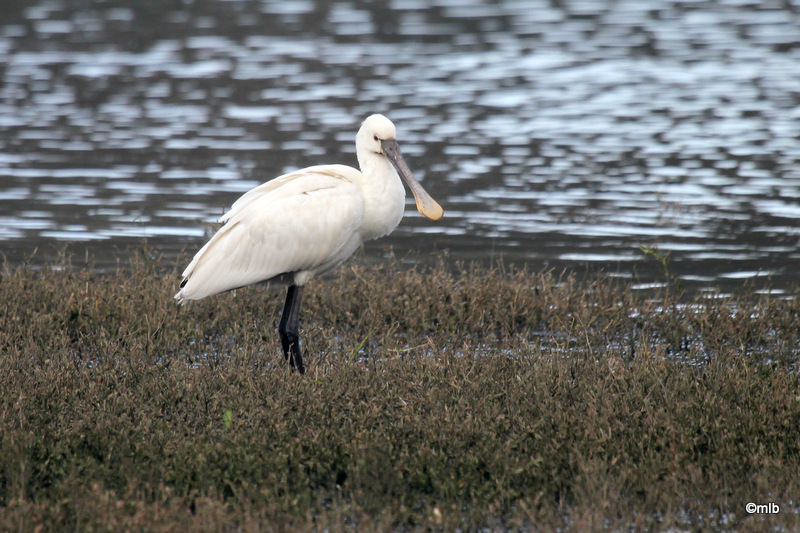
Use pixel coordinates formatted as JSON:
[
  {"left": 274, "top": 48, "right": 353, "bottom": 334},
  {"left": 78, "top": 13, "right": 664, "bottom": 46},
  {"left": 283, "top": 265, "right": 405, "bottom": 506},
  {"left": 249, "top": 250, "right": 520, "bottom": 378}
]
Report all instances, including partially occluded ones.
[{"left": 175, "top": 166, "right": 364, "bottom": 302}]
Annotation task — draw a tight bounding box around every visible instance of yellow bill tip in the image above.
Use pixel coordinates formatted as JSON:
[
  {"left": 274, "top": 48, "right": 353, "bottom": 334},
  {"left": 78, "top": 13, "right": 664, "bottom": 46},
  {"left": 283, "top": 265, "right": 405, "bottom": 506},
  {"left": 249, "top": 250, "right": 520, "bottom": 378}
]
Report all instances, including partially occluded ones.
[{"left": 416, "top": 197, "right": 444, "bottom": 221}]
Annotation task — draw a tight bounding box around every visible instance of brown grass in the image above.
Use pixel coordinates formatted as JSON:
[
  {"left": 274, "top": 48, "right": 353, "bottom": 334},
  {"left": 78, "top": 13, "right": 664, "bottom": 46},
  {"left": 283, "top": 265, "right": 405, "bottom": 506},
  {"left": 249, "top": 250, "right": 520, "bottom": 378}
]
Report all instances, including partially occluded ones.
[{"left": 1, "top": 252, "right": 798, "bottom": 531}]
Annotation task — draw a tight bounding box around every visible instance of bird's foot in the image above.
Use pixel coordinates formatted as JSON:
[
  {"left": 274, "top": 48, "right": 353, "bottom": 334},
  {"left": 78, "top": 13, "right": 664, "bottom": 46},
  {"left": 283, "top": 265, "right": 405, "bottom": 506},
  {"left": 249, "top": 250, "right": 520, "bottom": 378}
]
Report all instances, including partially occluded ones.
[{"left": 280, "top": 333, "right": 306, "bottom": 374}]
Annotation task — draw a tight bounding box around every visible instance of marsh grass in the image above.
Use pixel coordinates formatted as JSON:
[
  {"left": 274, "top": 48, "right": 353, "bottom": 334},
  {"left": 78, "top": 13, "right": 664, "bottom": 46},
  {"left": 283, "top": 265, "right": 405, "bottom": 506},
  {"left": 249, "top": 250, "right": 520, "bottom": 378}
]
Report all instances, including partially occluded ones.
[{"left": 1, "top": 252, "right": 799, "bottom": 531}]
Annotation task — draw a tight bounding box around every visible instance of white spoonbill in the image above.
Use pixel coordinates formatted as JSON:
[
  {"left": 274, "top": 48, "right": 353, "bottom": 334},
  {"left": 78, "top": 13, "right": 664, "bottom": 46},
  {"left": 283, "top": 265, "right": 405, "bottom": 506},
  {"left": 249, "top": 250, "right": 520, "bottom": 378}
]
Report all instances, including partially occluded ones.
[{"left": 175, "top": 114, "right": 443, "bottom": 374}]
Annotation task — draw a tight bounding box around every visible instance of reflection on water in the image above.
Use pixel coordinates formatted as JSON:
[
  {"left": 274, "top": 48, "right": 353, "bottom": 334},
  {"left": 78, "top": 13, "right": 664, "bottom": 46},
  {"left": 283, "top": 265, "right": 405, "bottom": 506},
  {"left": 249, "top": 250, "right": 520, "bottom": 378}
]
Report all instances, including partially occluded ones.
[{"left": 1, "top": 0, "right": 799, "bottom": 291}]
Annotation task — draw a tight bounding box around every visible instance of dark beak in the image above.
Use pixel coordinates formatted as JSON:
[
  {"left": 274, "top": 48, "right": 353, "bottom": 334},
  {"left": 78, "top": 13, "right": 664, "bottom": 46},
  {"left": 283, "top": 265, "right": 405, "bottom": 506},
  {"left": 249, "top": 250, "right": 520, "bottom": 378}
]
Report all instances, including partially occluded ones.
[{"left": 381, "top": 139, "right": 444, "bottom": 221}]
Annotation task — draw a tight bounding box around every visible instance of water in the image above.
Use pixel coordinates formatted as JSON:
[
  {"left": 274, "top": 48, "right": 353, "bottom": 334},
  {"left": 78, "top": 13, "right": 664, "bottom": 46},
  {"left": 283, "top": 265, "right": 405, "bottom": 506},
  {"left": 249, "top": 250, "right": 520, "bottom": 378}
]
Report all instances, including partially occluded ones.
[{"left": 2, "top": 0, "right": 800, "bottom": 292}]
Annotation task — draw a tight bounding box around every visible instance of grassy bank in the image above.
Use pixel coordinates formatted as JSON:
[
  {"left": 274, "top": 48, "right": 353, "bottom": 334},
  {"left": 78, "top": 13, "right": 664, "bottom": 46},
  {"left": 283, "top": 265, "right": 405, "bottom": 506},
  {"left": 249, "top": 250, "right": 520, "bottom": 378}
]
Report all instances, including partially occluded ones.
[{"left": 1, "top": 254, "right": 799, "bottom": 531}]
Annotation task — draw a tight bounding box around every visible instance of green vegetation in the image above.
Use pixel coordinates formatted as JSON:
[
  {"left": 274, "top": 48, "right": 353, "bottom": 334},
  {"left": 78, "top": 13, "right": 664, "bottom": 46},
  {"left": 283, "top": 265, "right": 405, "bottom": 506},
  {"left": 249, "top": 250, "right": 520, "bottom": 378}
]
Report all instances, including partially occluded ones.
[{"left": 1, "top": 254, "right": 799, "bottom": 531}]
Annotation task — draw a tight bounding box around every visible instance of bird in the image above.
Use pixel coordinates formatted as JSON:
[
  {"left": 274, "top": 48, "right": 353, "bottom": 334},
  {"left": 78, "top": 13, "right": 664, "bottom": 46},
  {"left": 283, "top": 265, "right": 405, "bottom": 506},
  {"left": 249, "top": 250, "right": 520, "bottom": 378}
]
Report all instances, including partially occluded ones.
[{"left": 175, "top": 114, "right": 443, "bottom": 374}]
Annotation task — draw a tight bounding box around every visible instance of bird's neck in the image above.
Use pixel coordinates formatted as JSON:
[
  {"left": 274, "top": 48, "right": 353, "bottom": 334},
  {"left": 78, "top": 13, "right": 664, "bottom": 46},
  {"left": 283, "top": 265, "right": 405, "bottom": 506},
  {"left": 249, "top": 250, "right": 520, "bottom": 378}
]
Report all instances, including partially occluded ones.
[
  {"left": 356, "top": 150, "right": 406, "bottom": 241},
  {"left": 357, "top": 148, "right": 392, "bottom": 182}
]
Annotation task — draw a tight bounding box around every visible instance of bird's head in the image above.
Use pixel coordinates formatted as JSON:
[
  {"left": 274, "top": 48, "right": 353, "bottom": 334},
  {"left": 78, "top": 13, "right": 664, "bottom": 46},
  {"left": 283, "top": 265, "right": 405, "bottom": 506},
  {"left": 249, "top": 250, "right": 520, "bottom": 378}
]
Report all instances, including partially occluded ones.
[
  {"left": 361, "top": 114, "right": 397, "bottom": 154},
  {"left": 358, "top": 114, "right": 444, "bottom": 222}
]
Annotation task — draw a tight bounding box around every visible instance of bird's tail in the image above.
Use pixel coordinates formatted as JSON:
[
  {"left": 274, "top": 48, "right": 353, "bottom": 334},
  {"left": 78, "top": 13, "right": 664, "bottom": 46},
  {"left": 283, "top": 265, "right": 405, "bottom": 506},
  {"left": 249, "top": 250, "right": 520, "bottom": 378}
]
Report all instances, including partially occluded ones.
[{"left": 174, "top": 278, "right": 191, "bottom": 305}]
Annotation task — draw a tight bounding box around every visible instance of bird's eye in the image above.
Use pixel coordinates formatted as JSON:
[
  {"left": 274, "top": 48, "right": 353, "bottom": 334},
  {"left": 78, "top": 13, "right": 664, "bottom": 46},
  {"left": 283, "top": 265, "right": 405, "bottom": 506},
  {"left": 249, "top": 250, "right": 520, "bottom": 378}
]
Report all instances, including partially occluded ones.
[{"left": 373, "top": 135, "right": 379, "bottom": 141}]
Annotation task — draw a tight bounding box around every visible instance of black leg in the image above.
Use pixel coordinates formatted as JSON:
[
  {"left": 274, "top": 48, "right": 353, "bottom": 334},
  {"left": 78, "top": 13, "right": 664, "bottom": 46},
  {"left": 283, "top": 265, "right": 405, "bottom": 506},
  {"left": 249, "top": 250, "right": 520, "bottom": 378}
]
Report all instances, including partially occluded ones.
[{"left": 278, "top": 284, "right": 305, "bottom": 374}]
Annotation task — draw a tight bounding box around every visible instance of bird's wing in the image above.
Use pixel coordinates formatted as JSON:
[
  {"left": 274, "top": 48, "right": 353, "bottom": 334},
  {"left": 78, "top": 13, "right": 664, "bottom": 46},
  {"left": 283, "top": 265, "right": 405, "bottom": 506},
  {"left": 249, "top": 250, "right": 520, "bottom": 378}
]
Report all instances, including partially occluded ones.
[
  {"left": 219, "top": 164, "right": 357, "bottom": 224},
  {"left": 176, "top": 166, "right": 364, "bottom": 301}
]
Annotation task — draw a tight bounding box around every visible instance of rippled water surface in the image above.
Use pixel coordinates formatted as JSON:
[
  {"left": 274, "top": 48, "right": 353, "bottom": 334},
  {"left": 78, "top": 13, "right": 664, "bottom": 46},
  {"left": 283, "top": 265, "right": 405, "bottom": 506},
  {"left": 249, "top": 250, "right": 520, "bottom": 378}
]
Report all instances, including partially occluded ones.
[{"left": 2, "top": 0, "right": 800, "bottom": 291}]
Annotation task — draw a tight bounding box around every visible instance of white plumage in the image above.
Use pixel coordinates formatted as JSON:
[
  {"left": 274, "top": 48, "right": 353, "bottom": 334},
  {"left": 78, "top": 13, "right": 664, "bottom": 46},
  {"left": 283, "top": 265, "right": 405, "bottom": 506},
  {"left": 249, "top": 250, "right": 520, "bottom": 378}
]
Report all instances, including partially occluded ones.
[
  {"left": 175, "top": 114, "right": 443, "bottom": 373},
  {"left": 175, "top": 166, "right": 367, "bottom": 300}
]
